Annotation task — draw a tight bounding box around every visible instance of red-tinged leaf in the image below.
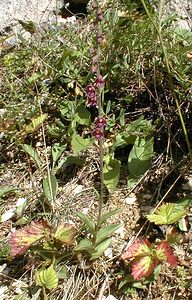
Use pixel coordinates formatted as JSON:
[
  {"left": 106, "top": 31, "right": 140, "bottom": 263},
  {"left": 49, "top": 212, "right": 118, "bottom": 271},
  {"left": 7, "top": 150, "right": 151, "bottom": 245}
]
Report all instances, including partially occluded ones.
[
  {"left": 121, "top": 239, "right": 153, "bottom": 260},
  {"left": 131, "top": 256, "right": 159, "bottom": 280},
  {"left": 9, "top": 220, "right": 51, "bottom": 257},
  {"left": 156, "top": 241, "right": 177, "bottom": 267}
]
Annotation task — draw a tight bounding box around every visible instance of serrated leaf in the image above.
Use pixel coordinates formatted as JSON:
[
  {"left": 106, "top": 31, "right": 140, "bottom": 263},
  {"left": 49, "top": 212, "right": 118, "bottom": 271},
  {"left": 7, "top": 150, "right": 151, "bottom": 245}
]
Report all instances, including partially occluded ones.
[
  {"left": 35, "top": 265, "right": 58, "bottom": 290},
  {"left": 103, "top": 158, "right": 121, "bottom": 192},
  {"left": 156, "top": 241, "right": 177, "bottom": 267},
  {"left": 75, "top": 238, "right": 93, "bottom": 253},
  {"left": 74, "top": 104, "right": 91, "bottom": 125},
  {"left": 43, "top": 175, "right": 57, "bottom": 203},
  {"left": 99, "top": 208, "right": 122, "bottom": 225},
  {"left": 121, "top": 239, "right": 153, "bottom": 260},
  {"left": 71, "top": 133, "right": 92, "bottom": 155},
  {"left": 24, "top": 114, "right": 47, "bottom": 134},
  {"left": 75, "top": 211, "right": 96, "bottom": 233},
  {"left": 54, "top": 224, "right": 76, "bottom": 245},
  {"left": 9, "top": 220, "right": 51, "bottom": 257},
  {"left": 21, "top": 144, "right": 41, "bottom": 169},
  {"left": 95, "top": 223, "right": 122, "bottom": 245},
  {"left": 90, "top": 238, "right": 111, "bottom": 260},
  {"left": 128, "top": 136, "right": 153, "bottom": 188},
  {"left": 147, "top": 203, "right": 186, "bottom": 225},
  {"left": 131, "top": 256, "right": 158, "bottom": 280}
]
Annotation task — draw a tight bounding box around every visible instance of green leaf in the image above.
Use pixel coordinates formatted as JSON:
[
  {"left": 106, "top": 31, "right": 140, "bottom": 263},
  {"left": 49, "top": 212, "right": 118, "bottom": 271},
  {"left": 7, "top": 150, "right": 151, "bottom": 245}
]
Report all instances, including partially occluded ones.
[
  {"left": 99, "top": 208, "right": 122, "bottom": 225},
  {"left": 95, "top": 223, "right": 122, "bottom": 245},
  {"left": 0, "top": 186, "right": 19, "bottom": 198},
  {"left": 71, "top": 133, "right": 92, "bottom": 155},
  {"left": 21, "top": 144, "right": 41, "bottom": 169},
  {"left": 24, "top": 114, "right": 47, "bottom": 134},
  {"left": 103, "top": 158, "right": 121, "bottom": 192},
  {"left": 43, "top": 175, "right": 57, "bottom": 203},
  {"left": 54, "top": 224, "right": 76, "bottom": 245},
  {"left": 35, "top": 265, "right": 58, "bottom": 290},
  {"left": 74, "top": 104, "right": 91, "bottom": 125},
  {"left": 75, "top": 238, "right": 93, "bottom": 253},
  {"left": 147, "top": 203, "right": 186, "bottom": 225},
  {"left": 128, "top": 136, "right": 153, "bottom": 188},
  {"left": 75, "top": 211, "right": 96, "bottom": 233},
  {"left": 90, "top": 238, "right": 111, "bottom": 260},
  {"left": 51, "top": 143, "right": 66, "bottom": 169},
  {"left": 57, "top": 265, "right": 68, "bottom": 279}
]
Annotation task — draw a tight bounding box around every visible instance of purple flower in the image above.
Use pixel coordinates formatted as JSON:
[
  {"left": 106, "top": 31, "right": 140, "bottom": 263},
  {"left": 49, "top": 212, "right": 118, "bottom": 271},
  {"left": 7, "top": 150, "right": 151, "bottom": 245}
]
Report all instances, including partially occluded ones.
[
  {"left": 95, "top": 117, "right": 107, "bottom": 128},
  {"left": 86, "top": 84, "right": 96, "bottom": 99},
  {"left": 95, "top": 74, "right": 105, "bottom": 88},
  {"left": 92, "top": 127, "right": 104, "bottom": 139}
]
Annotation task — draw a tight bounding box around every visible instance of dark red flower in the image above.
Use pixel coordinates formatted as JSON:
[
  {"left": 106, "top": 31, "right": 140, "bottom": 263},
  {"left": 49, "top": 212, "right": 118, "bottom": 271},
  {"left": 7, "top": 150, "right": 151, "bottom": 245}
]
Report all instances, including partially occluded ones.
[
  {"left": 95, "top": 117, "right": 107, "bottom": 128},
  {"left": 92, "top": 127, "right": 104, "bottom": 139},
  {"left": 86, "top": 84, "right": 96, "bottom": 99}
]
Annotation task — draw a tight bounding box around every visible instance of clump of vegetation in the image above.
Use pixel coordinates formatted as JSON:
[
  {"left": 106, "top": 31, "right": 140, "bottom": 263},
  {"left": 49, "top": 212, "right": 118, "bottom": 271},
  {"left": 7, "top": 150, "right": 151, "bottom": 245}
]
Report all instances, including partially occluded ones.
[{"left": 1, "top": 0, "right": 192, "bottom": 299}]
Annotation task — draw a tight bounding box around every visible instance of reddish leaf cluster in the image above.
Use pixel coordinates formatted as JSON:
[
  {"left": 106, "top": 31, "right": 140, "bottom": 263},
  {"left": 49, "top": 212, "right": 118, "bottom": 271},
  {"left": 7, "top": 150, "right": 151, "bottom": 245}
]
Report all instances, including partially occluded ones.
[
  {"left": 9, "top": 220, "right": 76, "bottom": 258},
  {"left": 9, "top": 220, "right": 51, "bottom": 257},
  {"left": 121, "top": 239, "right": 177, "bottom": 280}
]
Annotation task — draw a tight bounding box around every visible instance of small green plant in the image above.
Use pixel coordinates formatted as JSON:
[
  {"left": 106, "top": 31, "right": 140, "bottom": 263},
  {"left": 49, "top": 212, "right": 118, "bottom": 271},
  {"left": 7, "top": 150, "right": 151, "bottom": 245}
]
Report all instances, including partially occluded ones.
[
  {"left": 147, "top": 202, "right": 187, "bottom": 225},
  {"left": 75, "top": 209, "right": 122, "bottom": 260}
]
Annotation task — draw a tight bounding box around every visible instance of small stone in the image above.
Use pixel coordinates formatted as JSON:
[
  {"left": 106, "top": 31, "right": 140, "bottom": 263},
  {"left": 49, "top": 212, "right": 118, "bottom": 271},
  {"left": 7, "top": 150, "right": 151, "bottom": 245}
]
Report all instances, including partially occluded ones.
[{"left": 125, "top": 196, "right": 137, "bottom": 204}]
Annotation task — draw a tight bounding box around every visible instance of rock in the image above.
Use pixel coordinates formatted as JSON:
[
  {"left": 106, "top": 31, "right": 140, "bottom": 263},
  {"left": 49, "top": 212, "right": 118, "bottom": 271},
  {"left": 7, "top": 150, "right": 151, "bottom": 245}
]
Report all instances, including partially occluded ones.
[{"left": 0, "top": 0, "right": 63, "bottom": 34}]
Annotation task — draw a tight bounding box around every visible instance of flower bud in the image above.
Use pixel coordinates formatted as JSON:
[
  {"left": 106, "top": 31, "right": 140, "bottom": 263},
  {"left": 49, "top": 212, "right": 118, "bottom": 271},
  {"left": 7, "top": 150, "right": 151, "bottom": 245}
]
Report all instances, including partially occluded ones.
[{"left": 95, "top": 74, "right": 105, "bottom": 88}]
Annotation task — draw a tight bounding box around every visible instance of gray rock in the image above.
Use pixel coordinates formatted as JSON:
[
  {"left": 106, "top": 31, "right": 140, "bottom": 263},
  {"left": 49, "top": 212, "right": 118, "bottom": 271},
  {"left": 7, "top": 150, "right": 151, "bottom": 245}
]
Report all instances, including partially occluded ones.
[{"left": 0, "top": 0, "right": 63, "bottom": 34}]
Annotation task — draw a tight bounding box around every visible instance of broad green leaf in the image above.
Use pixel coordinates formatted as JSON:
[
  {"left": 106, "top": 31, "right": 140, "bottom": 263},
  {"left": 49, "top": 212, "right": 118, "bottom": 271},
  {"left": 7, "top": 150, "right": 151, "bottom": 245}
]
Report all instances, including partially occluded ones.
[
  {"left": 51, "top": 143, "right": 66, "bottom": 169},
  {"left": 90, "top": 238, "right": 111, "bottom": 260},
  {"left": 112, "top": 133, "right": 136, "bottom": 150},
  {"left": 54, "top": 224, "right": 76, "bottom": 245},
  {"left": 126, "top": 117, "right": 154, "bottom": 135},
  {"left": 128, "top": 136, "right": 153, "bottom": 188},
  {"left": 75, "top": 238, "right": 93, "bottom": 253},
  {"left": 9, "top": 220, "right": 51, "bottom": 257},
  {"left": 57, "top": 265, "right": 68, "bottom": 279},
  {"left": 75, "top": 211, "right": 96, "bottom": 233},
  {"left": 95, "top": 223, "right": 122, "bottom": 245},
  {"left": 35, "top": 265, "right": 58, "bottom": 290},
  {"left": 99, "top": 208, "right": 122, "bottom": 225},
  {"left": 0, "top": 186, "right": 19, "bottom": 198},
  {"left": 21, "top": 144, "right": 41, "bottom": 169},
  {"left": 74, "top": 104, "right": 91, "bottom": 125},
  {"left": 24, "top": 114, "right": 47, "bottom": 134},
  {"left": 147, "top": 203, "right": 186, "bottom": 225},
  {"left": 103, "top": 158, "right": 121, "bottom": 192},
  {"left": 43, "top": 175, "right": 57, "bottom": 203},
  {"left": 71, "top": 134, "right": 92, "bottom": 155}
]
